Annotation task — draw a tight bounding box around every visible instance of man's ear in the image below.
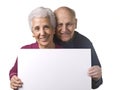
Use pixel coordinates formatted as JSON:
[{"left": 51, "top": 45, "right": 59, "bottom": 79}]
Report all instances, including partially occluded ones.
[{"left": 75, "top": 18, "right": 77, "bottom": 29}]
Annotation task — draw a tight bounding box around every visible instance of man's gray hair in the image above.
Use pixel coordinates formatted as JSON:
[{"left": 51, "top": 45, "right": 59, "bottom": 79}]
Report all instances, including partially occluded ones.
[{"left": 28, "top": 7, "right": 56, "bottom": 29}]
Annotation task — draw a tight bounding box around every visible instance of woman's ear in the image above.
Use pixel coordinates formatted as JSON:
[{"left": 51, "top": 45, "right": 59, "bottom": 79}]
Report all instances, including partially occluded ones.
[
  {"left": 32, "top": 34, "right": 35, "bottom": 38},
  {"left": 32, "top": 30, "right": 35, "bottom": 38}
]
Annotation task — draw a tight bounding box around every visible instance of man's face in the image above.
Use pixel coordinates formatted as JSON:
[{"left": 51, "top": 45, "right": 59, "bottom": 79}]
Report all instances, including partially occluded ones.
[
  {"left": 55, "top": 9, "right": 77, "bottom": 42},
  {"left": 31, "top": 17, "right": 55, "bottom": 48}
]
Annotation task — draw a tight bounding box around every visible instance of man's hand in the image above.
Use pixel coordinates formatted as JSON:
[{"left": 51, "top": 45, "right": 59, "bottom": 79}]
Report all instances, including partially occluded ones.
[
  {"left": 10, "top": 75, "right": 23, "bottom": 89},
  {"left": 88, "top": 65, "right": 102, "bottom": 81}
]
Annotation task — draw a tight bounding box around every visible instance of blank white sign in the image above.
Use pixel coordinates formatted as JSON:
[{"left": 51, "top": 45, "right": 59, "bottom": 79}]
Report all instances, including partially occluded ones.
[{"left": 18, "top": 49, "right": 91, "bottom": 90}]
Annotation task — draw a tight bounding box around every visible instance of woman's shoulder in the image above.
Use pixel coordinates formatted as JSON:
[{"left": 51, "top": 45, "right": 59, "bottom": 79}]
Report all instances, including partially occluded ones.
[
  {"left": 55, "top": 44, "right": 62, "bottom": 48},
  {"left": 21, "top": 42, "right": 39, "bottom": 49}
]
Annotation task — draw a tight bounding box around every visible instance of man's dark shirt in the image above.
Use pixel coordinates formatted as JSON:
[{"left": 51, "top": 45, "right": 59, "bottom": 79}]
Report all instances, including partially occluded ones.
[{"left": 54, "top": 31, "right": 103, "bottom": 89}]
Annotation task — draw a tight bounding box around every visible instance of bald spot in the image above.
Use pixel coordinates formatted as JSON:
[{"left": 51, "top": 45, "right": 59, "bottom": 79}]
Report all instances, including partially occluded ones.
[{"left": 54, "top": 7, "right": 76, "bottom": 20}]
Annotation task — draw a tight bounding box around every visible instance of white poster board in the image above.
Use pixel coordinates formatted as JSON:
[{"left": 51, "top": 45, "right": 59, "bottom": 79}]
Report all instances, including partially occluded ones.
[{"left": 18, "top": 49, "right": 91, "bottom": 90}]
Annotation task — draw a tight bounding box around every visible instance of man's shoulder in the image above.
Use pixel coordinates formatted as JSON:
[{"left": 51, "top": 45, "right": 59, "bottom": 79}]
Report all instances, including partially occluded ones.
[
  {"left": 73, "top": 31, "right": 93, "bottom": 48},
  {"left": 75, "top": 31, "right": 89, "bottom": 40},
  {"left": 21, "top": 42, "right": 39, "bottom": 49},
  {"left": 74, "top": 31, "right": 92, "bottom": 43}
]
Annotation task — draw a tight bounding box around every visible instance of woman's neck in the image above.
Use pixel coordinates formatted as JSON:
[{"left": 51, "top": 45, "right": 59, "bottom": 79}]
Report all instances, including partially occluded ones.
[{"left": 39, "top": 42, "right": 55, "bottom": 49}]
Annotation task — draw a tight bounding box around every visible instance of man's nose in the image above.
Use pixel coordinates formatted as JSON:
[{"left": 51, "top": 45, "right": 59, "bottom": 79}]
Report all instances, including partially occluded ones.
[{"left": 61, "top": 25, "right": 67, "bottom": 32}]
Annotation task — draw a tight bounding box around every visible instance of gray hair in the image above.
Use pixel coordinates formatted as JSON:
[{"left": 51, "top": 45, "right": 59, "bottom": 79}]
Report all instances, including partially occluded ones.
[{"left": 28, "top": 7, "right": 56, "bottom": 29}]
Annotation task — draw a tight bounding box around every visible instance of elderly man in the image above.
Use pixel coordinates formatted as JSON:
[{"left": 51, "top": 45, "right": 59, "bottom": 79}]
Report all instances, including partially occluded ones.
[{"left": 54, "top": 6, "right": 103, "bottom": 89}]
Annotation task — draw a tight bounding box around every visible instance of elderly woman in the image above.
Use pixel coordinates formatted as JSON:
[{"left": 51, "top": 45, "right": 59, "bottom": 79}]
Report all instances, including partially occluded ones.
[{"left": 9, "top": 7, "right": 61, "bottom": 90}]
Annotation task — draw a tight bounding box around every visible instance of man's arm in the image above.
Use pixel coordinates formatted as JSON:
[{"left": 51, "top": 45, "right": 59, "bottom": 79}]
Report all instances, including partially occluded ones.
[{"left": 90, "top": 43, "right": 103, "bottom": 89}]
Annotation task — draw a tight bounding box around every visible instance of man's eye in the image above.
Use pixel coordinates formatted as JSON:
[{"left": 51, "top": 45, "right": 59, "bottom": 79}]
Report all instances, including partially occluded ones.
[
  {"left": 57, "top": 24, "right": 62, "bottom": 28},
  {"left": 67, "top": 23, "right": 73, "bottom": 27}
]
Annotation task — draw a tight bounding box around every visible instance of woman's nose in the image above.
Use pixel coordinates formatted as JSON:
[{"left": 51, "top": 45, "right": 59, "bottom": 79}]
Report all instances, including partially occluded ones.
[{"left": 39, "top": 29, "right": 45, "bottom": 35}]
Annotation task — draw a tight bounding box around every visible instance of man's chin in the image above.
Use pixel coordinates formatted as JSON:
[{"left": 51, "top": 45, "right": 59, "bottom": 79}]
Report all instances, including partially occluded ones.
[{"left": 61, "top": 37, "right": 70, "bottom": 42}]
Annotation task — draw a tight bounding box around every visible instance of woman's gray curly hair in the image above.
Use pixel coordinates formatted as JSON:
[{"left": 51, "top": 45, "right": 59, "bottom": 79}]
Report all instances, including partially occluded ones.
[{"left": 28, "top": 7, "right": 56, "bottom": 29}]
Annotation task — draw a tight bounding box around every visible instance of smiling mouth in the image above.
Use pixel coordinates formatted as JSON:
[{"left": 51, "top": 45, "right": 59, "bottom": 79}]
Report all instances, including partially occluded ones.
[
  {"left": 39, "top": 36, "right": 49, "bottom": 42},
  {"left": 61, "top": 33, "right": 70, "bottom": 37}
]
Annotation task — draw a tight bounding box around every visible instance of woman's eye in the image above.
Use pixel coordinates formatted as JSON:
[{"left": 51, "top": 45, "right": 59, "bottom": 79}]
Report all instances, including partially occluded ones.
[
  {"left": 34, "top": 26, "right": 40, "bottom": 30},
  {"left": 44, "top": 25, "right": 50, "bottom": 29}
]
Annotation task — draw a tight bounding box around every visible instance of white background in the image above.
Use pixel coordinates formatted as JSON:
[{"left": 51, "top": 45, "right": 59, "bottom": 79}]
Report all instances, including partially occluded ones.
[{"left": 0, "top": 0, "right": 120, "bottom": 90}]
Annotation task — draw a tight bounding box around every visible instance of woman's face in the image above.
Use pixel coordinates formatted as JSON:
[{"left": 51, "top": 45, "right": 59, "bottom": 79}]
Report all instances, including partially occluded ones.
[{"left": 31, "top": 17, "right": 55, "bottom": 48}]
